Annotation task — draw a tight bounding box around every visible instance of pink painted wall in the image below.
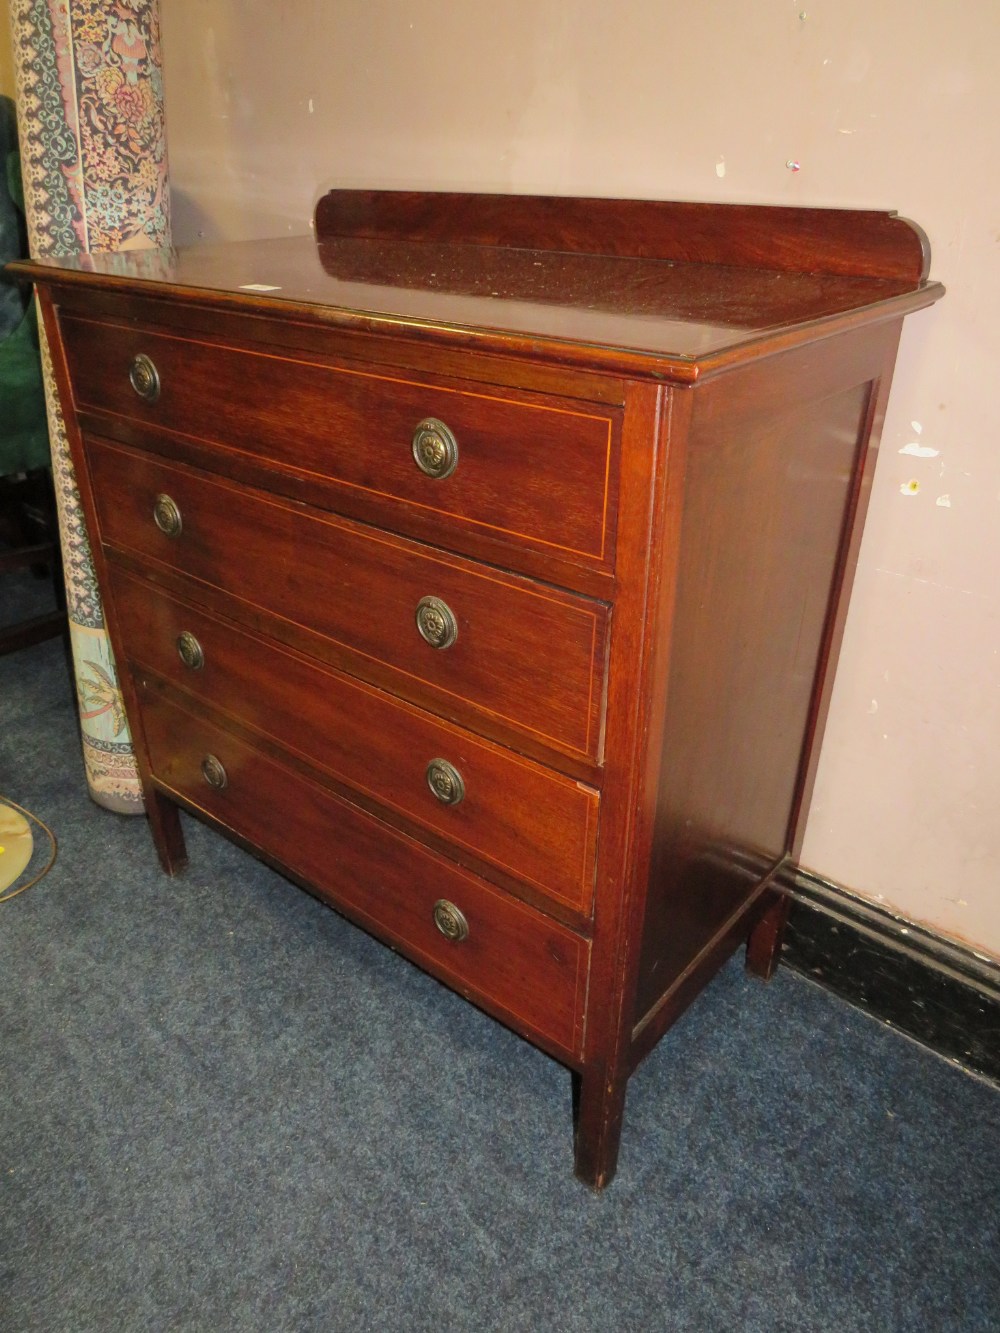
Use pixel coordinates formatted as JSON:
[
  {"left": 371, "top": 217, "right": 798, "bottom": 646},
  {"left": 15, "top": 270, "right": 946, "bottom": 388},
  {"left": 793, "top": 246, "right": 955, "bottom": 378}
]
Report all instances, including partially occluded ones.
[{"left": 159, "top": 0, "right": 1000, "bottom": 962}]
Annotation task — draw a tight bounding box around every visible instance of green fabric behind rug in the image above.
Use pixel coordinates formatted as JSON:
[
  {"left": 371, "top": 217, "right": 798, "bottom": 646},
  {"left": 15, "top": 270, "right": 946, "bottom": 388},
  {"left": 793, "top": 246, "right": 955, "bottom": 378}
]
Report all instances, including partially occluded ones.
[{"left": 1, "top": 95, "right": 49, "bottom": 475}]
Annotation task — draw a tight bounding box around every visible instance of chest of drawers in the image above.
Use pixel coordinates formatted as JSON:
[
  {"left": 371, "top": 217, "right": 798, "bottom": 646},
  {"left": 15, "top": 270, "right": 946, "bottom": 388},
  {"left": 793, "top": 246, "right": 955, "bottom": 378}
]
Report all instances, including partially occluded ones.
[{"left": 14, "top": 191, "right": 943, "bottom": 1187}]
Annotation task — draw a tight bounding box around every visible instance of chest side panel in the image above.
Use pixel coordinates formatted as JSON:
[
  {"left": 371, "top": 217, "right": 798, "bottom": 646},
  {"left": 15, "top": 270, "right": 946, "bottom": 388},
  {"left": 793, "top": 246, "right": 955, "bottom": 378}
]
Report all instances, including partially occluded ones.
[{"left": 633, "top": 323, "right": 903, "bottom": 1029}]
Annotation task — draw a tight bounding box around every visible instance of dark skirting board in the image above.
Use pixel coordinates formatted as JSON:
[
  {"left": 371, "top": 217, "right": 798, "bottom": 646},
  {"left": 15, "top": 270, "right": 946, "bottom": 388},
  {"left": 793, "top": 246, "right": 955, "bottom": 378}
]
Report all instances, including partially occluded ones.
[{"left": 781, "top": 868, "right": 1000, "bottom": 1087}]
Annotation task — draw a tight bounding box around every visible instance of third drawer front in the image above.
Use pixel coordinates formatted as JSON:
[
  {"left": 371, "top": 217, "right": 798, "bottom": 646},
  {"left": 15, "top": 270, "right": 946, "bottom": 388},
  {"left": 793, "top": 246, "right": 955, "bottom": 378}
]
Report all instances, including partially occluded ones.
[
  {"left": 112, "top": 568, "right": 599, "bottom": 917},
  {"left": 88, "top": 438, "right": 609, "bottom": 764},
  {"left": 139, "top": 689, "right": 590, "bottom": 1061}
]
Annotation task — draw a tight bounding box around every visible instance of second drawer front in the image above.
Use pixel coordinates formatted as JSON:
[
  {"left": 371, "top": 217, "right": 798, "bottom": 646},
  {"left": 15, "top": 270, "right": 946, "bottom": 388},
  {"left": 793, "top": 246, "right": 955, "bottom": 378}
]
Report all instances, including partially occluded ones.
[
  {"left": 139, "top": 691, "right": 590, "bottom": 1059},
  {"left": 112, "top": 569, "right": 599, "bottom": 915},
  {"left": 88, "top": 438, "right": 609, "bottom": 763}
]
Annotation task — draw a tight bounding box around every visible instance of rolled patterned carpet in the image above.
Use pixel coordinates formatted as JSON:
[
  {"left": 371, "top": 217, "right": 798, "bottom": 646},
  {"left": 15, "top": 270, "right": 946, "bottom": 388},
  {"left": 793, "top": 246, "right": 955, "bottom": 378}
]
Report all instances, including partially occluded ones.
[{"left": 8, "top": 0, "right": 171, "bottom": 812}]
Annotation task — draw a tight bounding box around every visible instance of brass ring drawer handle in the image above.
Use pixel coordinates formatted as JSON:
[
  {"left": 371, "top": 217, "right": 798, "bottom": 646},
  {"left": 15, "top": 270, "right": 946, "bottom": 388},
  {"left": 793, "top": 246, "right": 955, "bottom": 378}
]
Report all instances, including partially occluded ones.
[
  {"left": 426, "top": 758, "right": 465, "bottom": 806},
  {"left": 412, "top": 417, "right": 458, "bottom": 479},
  {"left": 415, "top": 595, "right": 458, "bottom": 650},
  {"left": 200, "top": 754, "right": 228, "bottom": 790},
  {"left": 153, "top": 493, "right": 182, "bottom": 538},
  {"left": 129, "top": 353, "right": 160, "bottom": 403},
  {"left": 433, "top": 899, "right": 469, "bottom": 943},
  {"left": 176, "top": 631, "right": 204, "bottom": 671}
]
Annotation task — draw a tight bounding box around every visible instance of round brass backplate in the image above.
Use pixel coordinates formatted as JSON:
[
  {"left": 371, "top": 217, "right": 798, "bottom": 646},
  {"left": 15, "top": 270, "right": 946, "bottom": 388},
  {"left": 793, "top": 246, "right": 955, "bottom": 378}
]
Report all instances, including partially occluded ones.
[
  {"left": 433, "top": 899, "right": 469, "bottom": 942},
  {"left": 129, "top": 352, "right": 161, "bottom": 403},
  {"left": 200, "top": 754, "right": 228, "bottom": 790},
  {"left": 415, "top": 596, "right": 458, "bottom": 650},
  {"left": 176, "top": 631, "right": 205, "bottom": 671},
  {"left": 426, "top": 758, "right": 465, "bottom": 806},
  {"left": 153, "top": 493, "right": 182, "bottom": 538},
  {"left": 412, "top": 417, "right": 459, "bottom": 479}
]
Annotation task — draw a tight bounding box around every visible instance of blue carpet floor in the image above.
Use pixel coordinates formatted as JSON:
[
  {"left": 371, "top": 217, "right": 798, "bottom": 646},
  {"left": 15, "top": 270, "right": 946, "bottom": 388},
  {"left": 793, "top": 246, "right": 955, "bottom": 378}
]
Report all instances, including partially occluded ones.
[{"left": 2, "top": 604, "right": 999, "bottom": 1331}]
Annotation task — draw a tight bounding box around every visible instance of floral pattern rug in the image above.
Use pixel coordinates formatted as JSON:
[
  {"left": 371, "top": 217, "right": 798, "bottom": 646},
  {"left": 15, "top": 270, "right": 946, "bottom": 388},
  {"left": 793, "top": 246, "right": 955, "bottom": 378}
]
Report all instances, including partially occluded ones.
[{"left": 10, "top": 0, "right": 170, "bottom": 812}]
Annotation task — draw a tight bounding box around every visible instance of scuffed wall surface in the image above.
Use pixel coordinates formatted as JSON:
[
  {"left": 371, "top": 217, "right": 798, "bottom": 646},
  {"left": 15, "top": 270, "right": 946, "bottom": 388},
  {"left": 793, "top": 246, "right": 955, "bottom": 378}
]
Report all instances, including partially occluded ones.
[{"left": 158, "top": 0, "right": 1000, "bottom": 960}]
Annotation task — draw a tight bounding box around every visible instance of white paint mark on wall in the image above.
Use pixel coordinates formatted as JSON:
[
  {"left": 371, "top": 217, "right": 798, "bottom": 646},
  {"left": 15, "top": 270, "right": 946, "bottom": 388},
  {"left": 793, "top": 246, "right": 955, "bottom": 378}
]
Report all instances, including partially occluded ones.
[
  {"left": 936, "top": 494, "right": 952, "bottom": 507},
  {"left": 716, "top": 157, "right": 726, "bottom": 178},
  {"left": 308, "top": 98, "right": 315, "bottom": 114},
  {"left": 900, "top": 480, "right": 920, "bottom": 496},
  {"left": 911, "top": 420, "right": 923, "bottom": 434},
  {"left": 838, "top": 128, "right": 856, "bottom": 135},
  {"left": 899, "top": 442, "right": 939, "bottom": 458},
  {"left": 868, "top": 699, "right": 878, "bottom": 714}
]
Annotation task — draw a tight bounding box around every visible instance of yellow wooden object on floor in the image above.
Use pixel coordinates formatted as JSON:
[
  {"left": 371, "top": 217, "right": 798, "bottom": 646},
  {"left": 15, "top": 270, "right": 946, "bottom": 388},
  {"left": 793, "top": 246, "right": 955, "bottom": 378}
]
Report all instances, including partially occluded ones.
[{"left": 0, "top": 802, "right": 33, "bottom": 892}]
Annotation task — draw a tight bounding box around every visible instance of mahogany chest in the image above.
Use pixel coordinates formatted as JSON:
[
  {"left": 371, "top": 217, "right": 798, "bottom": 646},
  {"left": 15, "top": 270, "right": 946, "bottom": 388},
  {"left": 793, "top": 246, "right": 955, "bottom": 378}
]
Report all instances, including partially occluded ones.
[{"left": 13, "top": 192, "right": 943, "bottom": 1187}]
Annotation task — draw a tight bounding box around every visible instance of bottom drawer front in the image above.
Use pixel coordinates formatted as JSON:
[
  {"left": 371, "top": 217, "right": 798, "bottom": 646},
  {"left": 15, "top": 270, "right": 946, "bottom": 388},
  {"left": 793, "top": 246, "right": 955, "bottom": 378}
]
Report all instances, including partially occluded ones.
[{"left": 140, "top": 691, "right": 589, "bottom": 1058}]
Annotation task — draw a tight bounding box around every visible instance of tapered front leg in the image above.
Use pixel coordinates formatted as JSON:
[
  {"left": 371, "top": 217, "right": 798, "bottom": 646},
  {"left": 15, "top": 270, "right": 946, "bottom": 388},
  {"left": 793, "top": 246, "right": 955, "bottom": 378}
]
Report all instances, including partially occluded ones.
[
  {"left": 572, "top": 1066, "right": 629, "bottom": 1190},
  {"left": 146, "top": 788, "right": 188, "bottom": 876},
  {"left": 745, "top": 891, "right": 791, "bottom": 981}
]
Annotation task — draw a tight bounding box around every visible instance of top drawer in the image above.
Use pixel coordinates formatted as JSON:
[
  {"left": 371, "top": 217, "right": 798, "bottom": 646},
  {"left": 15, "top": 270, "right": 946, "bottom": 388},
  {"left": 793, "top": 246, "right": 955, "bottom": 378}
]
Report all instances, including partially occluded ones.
[{"left": 59, "top": 313, "right": 619, "bottom": 576}]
